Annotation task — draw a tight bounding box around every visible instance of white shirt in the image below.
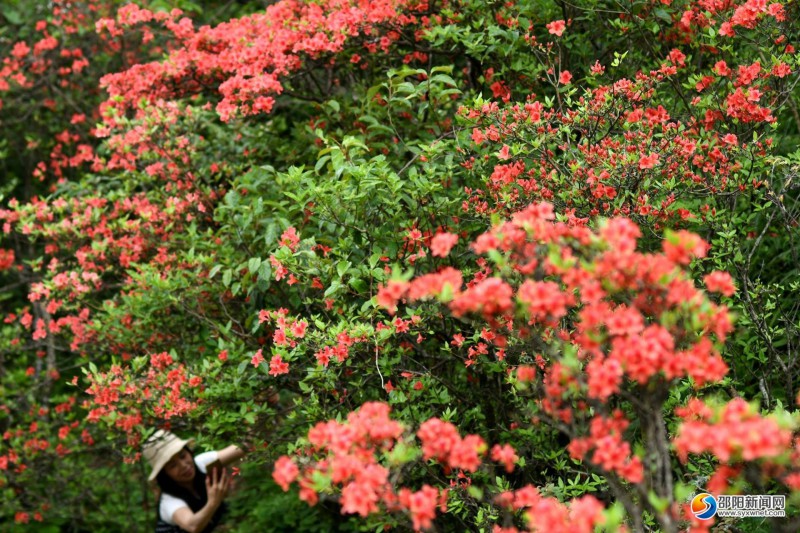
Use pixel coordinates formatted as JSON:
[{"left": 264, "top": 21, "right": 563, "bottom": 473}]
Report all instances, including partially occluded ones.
[{"left": 159, "top": 451, "right": 219, "bottom": 525}]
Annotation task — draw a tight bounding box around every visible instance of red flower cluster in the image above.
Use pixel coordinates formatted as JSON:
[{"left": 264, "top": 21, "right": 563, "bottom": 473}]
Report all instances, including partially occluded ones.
[
  {"left": 272, "top": 455, "right": 299, "bottom": 491},
  {"left": 429, "top": 231, "right": 458, "bottom": 257},
  {"left": 674, "top": 398, "right": 793, "bottom": 463},
  {"left": 397, "top": 485, "right": 446, "bottom": 530},
  {"left": 0, "top": 248, "right": 15, "bottom": 270},
  {"left": 703, "top": 271, "right": 737, "bottom": 296},
  {"left": 83, "top": 349, "right": 202, "bottom": 433},
  {"left": 274, "top": 403, "right": 525, "bottom": 530},
  {"left": 728, "top": 0, "right": 785, "bottom": 31},
  {"left": 377, "top": 201, "right": 743, "bottom": 504},
  {"left": 279, "top": 226, "right": 301, "bottom": 252},
  {"left": 495, "top": 484, "right": 606, "bottom": 532},
  {"left": 417, "top": 418, "right": 488, "bottom": 472},
  {"left": 457, "top": 51, "right": 777, "bottom": 228},
  {"left": 567, "top": 413, "right": 643, "bottom": 484},
  {"left": 490, "top": 444, "right": 519, "bottom": 473},
  {"left": 377, "top": 268, "right": 463, "bottom": 314},
  {"left": 0, "top": 0, "right": 110, "bottom": 182},
  {"left": 546, "top": 20, "right": 566, "bottom": 37},
  {"left": 385, "top": 202, "right": 732, "bottom": 396},
  {"left": 98, "top": 0, "right": 428, "bottom": 123}
]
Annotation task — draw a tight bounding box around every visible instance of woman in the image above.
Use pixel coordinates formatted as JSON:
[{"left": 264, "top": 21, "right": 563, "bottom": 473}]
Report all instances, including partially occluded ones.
[{"left": 143, "top": 429, "right": 245, "bottom": 533}]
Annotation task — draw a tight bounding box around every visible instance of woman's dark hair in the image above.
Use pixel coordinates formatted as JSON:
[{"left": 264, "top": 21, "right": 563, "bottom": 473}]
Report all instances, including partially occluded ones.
[
  {"left": 155, "top": 446, "right": 226, "bottom": 532},
  {"left": 155, "top": 447, "right": 208, "bottom": 512}
]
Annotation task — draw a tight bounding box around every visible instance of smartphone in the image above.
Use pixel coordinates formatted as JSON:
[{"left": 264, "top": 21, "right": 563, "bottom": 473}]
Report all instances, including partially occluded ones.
[{"left": 205, "top": 460, "right": 225, "bottom": 478}]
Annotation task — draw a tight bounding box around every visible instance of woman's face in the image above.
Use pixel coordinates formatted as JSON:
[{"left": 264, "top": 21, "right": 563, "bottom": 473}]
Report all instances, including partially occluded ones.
[{"left": 163, "top": 448, "right": 195, "bottom": 484}]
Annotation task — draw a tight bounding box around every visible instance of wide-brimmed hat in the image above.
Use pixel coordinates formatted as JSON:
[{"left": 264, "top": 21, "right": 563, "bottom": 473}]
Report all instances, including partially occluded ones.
[{"left": 143, "top": 429, "right": 194, "bottom": 481}]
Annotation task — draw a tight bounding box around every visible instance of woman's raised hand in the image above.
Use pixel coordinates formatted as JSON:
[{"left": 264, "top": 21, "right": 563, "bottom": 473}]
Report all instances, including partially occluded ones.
[{"left": 205, "top": 465, "right": 230, "bottom": 506}]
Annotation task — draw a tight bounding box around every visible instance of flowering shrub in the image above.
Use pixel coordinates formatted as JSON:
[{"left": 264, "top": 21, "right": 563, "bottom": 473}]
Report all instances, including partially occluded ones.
[
  {"left": 372, "top": 201, "right": 790, "bottom": 530},
  {"left": 272, "top": 401, "right": 613, "bottom": 532},
  {"left": 1, "top": 0, "right": 800, "bottom": 531}
]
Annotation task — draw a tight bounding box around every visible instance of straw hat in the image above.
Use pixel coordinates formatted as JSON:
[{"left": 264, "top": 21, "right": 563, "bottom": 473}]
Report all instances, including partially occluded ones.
[{"left": 143, "top": 429, "right": 194, "bottom": 481}]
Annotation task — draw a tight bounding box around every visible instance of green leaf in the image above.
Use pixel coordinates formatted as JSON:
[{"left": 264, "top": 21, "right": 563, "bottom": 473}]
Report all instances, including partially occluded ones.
[
  {"left": 336, "top": 260, "right": 352, "bottom": 278},
  {"left": 653, "top": 8, "right": 671, "bottom": 23},
  {"left": 248, "top": 257, "right": 262, "bottom": 274},
  {"left": 467, "top": 486, "right": 484, "bottom": 499},
  {"left": 349, "top": 278, "right": 368, "bottom": 293},
  {"left": 258, "top": 261, "right": 272, "bottom": 282},
  {"left": 430, "top": 74, "right": 457, "bottom": 86},
  {"left": 324, "top": 281, "right": 342, "bottom": 297},
  {"left": 0, "top": 6, "right": 22, "bottom": 25}
]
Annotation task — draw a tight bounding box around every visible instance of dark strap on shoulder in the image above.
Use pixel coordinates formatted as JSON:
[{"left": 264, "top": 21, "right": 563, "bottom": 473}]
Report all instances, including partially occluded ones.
[{"left": 155, "top": 518, "right": 184, "bottom": 533}]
